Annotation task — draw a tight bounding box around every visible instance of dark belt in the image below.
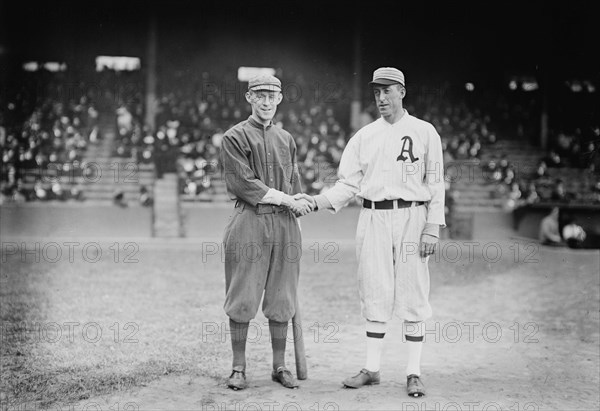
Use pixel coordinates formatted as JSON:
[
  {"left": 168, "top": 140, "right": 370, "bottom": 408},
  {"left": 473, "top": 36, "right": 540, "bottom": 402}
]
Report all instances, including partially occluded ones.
[
  {"left": 363, "top": 199, "right": 426, "bottom": 209},
  {"left": 235, "top": 200, "right": 289, "bottom": 215}
]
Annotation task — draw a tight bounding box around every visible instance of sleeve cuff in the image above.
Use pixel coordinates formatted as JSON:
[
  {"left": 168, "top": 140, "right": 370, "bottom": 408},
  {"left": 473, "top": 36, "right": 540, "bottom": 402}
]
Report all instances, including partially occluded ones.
[
  {"left": 422, "top": 223, "right": 441, "bottom": 238},
  {"left": 426, "top": 218, "right": 446, "bottom": 229},
  {"left": 259, "top": 188, "right": 284, "bottom": 205},
  {"left": 313, "top": 194, "right": 333, "bottom": 211}
]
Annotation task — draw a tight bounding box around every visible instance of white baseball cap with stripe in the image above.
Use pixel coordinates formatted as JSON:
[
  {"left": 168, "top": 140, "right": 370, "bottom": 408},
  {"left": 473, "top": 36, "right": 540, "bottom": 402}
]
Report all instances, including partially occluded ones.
[{"left": 369, "top": 67, "right": 405, "bottom": 87}]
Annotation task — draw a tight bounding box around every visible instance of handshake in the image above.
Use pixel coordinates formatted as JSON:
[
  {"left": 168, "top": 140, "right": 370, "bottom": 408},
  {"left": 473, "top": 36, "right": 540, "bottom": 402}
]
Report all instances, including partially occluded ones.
[{"left": 287, "top": 193, "right": 317, "bottom": 217}]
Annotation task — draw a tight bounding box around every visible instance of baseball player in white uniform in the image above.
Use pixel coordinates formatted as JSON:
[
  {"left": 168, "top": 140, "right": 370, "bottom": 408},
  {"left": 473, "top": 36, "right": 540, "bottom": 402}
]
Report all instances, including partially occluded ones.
[{"left": 297, "top": 67, "right": 446, "bottom": 396}]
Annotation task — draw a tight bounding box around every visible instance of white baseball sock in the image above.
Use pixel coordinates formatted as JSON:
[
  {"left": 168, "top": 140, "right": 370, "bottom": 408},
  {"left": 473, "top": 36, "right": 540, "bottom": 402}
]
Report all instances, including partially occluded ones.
[
  {"left": 365, "top": 320, "right": 387, "bottom": 372},
  {"left": 404, "top": 320, "right": 424, "bottom": 376}
]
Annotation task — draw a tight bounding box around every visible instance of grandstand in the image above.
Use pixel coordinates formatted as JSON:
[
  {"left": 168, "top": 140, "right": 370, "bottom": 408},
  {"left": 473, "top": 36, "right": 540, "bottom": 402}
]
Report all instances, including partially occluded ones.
[
  {"left": 1, "top": 0, "right": 598, "bottom": 244},
  {"left": 81, "top": 114, "right": 157, "bottom": 204},
  {"left": 449, "top": 140, "right": 544, "bottom": 212}
]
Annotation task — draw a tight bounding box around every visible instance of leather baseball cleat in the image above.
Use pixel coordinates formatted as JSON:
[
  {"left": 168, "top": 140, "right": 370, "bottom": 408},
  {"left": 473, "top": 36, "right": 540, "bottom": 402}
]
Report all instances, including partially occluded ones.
[
  {"left": 342, "top": 368, "right": 381, "bottom": 388},
  {"left": 271, "top": 366, "right": 299, "bottom": 389},
  {"left": 407, "top": 374, "right": 426, "bottom": 397},
  {"left": 227, "top": 368, "right": 247, "bottom": 390}
]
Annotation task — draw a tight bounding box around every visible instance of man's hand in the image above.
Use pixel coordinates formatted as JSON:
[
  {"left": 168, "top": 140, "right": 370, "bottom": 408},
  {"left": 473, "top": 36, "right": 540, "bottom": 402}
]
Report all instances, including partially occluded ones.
[
  {"left": 290, "top": 198, "right": 313, "bottom": 216},
  {"left": 293, "top": 193, "right": 316, "bottom": 211},
  {"left": 419, "top": 234, "right": 438, "bottom": 258},
  {"left": 419, "top": 223, "right": 441, "bottom": 258},
  {"left": 281, "top": 194, "right": 313, "bottom": 216}
]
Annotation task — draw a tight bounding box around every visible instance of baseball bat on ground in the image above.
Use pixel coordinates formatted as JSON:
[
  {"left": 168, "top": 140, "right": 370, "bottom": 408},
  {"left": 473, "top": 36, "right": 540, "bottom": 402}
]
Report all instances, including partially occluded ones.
[{"left": 292, "top": 297, "right": 307, "bottom": 380}]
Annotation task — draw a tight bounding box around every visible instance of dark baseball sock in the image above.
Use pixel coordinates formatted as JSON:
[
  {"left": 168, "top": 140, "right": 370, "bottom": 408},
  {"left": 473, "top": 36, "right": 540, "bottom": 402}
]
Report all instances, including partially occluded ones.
[
  {"left": 229, "top": 318, "right": 249, "bottom": 370},
  {"left": 269, "top": 319, "right": 288, "bottom": 371}
]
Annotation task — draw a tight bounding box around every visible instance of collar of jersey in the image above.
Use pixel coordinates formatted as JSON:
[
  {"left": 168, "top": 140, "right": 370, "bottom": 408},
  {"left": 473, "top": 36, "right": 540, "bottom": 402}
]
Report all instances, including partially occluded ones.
[
  {"left": 380, "top": 109, "right": 410, "bottom": 126},
  {"left": 248, "top": 115, "right": 274, "bottom": 130}
]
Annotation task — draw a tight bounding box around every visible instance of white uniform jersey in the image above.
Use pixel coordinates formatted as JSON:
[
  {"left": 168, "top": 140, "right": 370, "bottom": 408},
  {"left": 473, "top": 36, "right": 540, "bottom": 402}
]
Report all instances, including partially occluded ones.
[{"left": 323, "top": 110, "right": 446, "bottom": 226}]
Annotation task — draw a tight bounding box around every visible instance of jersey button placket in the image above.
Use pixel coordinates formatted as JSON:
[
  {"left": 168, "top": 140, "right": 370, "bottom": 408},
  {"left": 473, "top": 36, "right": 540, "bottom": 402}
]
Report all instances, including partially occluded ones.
[
  {"left": 265, "top": 128, "right": 275, "bottom": 185},
  {"left": 382, "top": 125, "right": 394, "bottom": 172}
]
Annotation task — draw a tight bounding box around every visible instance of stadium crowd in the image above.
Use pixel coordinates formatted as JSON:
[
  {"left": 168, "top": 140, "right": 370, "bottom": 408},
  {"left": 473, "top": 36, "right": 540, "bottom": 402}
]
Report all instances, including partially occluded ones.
[
  {"left": 0, "top": 69, "right": 148, "bottom": 204},
  {"left": 111, "top": 70, "right": 351, "bottom": 199},
  {"left": 0, "top": 72, "right": 100, "bottom": 203},
  {"left": 481, "top": 125, "right": 600, "bottom": 211},
  {"left": 3, "top": 67, "right": 598, "bottom": 224}
]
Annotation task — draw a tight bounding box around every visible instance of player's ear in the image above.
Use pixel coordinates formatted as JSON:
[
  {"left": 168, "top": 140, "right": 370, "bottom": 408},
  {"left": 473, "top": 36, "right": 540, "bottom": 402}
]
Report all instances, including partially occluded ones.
[
  {"left": 275, "top": 92, "right": 283, "bottom": 105},
  {"left": 399, "top": 85, "right": 406, "bottom": 98},
  {"left": 245, "top": 91, "right": 253, "bottom": 104}
]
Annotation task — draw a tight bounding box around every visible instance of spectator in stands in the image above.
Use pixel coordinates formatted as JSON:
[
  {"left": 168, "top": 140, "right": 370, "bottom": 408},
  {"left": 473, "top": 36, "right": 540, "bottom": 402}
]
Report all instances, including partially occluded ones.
[
  {"left": 87, "top": 104, "right": 100, "bottom": 143},
  {"left": 70, "top": 184, "right": 84, "bottom": 201},
  {"left": 535, "top": 160, "right": 548, "bottom": 179},
  {"left": 562, "top": 216, "right": 586, "bottom": 249},
  {"left": 539, "top": 207, "right": 563, "bottom": 246},
  {"left": 0, "top": 112, "right": 5, "bottom": 144},
  {"left": 498, "top": 154, "right": 510, "bottom": 175},
  {"left": 545, "top": 150, "right": 562, "bottom": 168},
  {"left": 183, "top": 178, "right": 198, "bottom": 197},
  {"left": 508, "top": 181, "right": 523, "bottom": 203},
  {"left": 33, "top": 179, "right": 48, "bottom": 201},
  {"left": 524, "top": 181, "right": 540, "bottom": 205},
  {"left": 503, "top": 167, "right": 516, "bottom": 186},
  {"left": 550, "top": 179, "right": 566, "bottom": 202},
  {"left": 555, "top": 132, "right": 572, "bottom": 162},
  {"left": 12, "top": 181, "right": 27, "bottom": 203},
  {"left": 51, "top": 182, "right": 66, "bottom": 201},
  {"left": 484, "top": 158, "right": 503, "bottom": 183},
  {"left": 593, "top": 182, "right": 600, "bottom": 204},
  {"left": 582, "top": 140, "right": 597, "bottom": 172},
  {"left": 116, "top": 104, "right": 134, "bottom": 136},
  {"left": 139, "top": 185, "right": 153, "bottom": 207},
  {"left": 113, "top": 190, "right": 128, "bottom": 207},
  {"left": 504, "top": 181, "right": 522, "bottom": 211}
]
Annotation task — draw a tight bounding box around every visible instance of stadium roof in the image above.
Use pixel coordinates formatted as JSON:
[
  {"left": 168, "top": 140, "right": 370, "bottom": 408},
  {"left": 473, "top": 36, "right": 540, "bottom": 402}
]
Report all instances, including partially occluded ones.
[{"left": 2, "top": 0, "right": 598, "bottom": 81}]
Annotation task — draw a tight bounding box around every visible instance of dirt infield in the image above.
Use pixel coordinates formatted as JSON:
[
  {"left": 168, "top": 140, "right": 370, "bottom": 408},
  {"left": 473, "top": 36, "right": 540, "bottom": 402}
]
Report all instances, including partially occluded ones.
[
  {"left": 1, "top": 206, "right": 599, "bottom": 411},
  {"left": 66, "top": 245, "right": 599, "bottom": 411}
]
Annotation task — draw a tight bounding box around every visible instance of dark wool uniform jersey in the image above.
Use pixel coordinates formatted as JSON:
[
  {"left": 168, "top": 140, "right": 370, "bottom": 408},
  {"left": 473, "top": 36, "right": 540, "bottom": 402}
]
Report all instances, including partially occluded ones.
[
  {"left": 220, "top": 116, "right": 303, "bottom": 205},
  {"left": 219, "top": 115, "right": 303, "bottom": 323}
]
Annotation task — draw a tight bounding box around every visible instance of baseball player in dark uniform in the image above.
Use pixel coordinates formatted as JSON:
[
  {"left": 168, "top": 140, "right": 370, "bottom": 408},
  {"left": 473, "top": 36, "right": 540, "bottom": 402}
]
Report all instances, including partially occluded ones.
[
  {"left": 297, "top": 67, "right": 446, "bottom": 397},
  {"left": 219, "top": 74, "right": 312, "bottom": 390}
]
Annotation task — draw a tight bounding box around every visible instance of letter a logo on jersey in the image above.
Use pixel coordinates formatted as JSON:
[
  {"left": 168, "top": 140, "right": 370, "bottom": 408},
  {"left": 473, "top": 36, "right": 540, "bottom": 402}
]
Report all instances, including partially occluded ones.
[{"left": 396, "top": 136, "right": 419, "bottom": 163}]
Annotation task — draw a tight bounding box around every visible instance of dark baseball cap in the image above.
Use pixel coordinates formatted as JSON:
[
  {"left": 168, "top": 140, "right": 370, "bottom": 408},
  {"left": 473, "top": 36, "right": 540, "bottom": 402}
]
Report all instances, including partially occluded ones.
[{"left": 248, "top": 74, "right": 282, "bottom": 92}]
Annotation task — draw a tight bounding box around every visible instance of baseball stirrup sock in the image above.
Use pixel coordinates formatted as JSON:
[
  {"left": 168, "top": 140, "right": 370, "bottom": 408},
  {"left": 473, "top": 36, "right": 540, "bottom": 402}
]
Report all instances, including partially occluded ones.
[
  {"left": 404, "top": 321, "right": 424, "bottom": 376},
  {"left": 269, "top": 320, "right": 289, "bottom": 371},
  {"left": 365, "top": 320, "right": 388, "bottom": 372},
  {"left": 229, "top": 319, "right": 249, "bottom": 369}
]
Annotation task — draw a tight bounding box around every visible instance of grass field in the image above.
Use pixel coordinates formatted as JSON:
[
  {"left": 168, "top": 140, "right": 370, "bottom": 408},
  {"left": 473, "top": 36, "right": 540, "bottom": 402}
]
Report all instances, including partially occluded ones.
[{"left": 1, "top": 208, "right": 599, "bottom": 410}]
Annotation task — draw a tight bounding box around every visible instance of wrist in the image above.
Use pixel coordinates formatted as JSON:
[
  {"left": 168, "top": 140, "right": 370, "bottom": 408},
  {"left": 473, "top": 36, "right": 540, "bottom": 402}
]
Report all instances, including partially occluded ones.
[
  {"left": 422, "top": 223, "right": 440, "bottom": 238},
  {"left": 313, "top": 194, "right": 331, "bottom": 211},
  {"left": 281, "top": 194, "right": 295, "bottom": 207}
]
